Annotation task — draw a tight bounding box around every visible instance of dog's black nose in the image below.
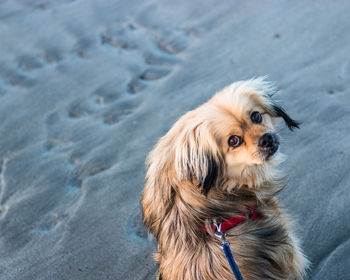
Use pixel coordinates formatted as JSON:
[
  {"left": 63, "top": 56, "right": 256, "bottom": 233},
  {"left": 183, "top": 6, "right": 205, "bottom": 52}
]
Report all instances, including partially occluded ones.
[{"left": 258, "top": 133, "right": 276, "bottom": 148}]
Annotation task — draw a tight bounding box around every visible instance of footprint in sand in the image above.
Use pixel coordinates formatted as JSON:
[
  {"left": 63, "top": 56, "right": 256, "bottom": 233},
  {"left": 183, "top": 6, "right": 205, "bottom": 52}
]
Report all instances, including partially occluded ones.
[
  {"left": 38, "top": 48, "right": 64, "bottom": 65},
  {"left": 127, "top": 78, "right": 147, "bottom": 94},
  {"left": 140, "top": 68, "right": 171, "bottom": 81},
  {"left": 100, "top": 33, "right": 136, "bottom": 50},
  {"left": 155, "top": 28, "right": 192, "bottom": 55},
  {"left": 143, "top": 52, "right": 178, "bottom": 66},
  {"left": 0, "top": 66, "right": 35, "bottom": 89},
  {"left": 71, "top": 37, "right": 96, "bottom": 59},
  {"left": 16, "top": 47, "right": 65, "bottom": 72},
  {"left": 16, "top": 54, "right": 44, "bottom": 71},
  {"left": 102, "top": 107, "right": 136, "bottom": 125},
  {"left": 127, "top": 68, "right": 170, "bottom": 94}
]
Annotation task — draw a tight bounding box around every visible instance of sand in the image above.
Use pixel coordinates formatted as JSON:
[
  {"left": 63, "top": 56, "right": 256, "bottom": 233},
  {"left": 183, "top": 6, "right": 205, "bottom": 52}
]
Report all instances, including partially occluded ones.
[{"left": 0, "top": 0, "right": 349, "bottom": 279}]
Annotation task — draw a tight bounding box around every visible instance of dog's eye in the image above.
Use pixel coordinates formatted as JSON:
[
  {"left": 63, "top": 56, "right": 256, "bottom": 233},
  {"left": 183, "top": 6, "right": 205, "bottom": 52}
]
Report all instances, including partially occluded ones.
[
  {"left": 228, "top": 135, "right": 242, "bottom": 148},
  {"left": 251, "top": 111, "right": 262, "bottom": 124}
]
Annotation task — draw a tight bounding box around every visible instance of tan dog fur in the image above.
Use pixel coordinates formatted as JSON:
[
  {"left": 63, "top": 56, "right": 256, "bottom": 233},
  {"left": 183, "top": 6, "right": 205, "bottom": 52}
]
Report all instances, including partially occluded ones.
[{"left": 141, "top": 78, "right": 309, "bottom": 279}]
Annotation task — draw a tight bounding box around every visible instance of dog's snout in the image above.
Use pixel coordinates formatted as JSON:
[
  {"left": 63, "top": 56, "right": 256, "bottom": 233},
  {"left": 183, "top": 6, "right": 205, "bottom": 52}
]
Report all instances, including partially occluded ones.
[{"left": 258, "top": 133, "right": 277, "bottom": 148}]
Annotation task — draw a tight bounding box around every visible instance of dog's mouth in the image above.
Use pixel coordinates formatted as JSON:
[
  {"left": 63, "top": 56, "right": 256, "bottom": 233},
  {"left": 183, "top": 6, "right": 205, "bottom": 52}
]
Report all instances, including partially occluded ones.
[{"left": 260, "top": 144, "right": 279, "bottom": 161}]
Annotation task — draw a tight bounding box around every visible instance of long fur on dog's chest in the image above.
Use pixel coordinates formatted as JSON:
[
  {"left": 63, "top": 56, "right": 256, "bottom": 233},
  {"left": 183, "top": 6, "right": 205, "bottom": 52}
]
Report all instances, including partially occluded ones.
[{"left": 152, "top": 186, "right": 306, "bottom": 280}]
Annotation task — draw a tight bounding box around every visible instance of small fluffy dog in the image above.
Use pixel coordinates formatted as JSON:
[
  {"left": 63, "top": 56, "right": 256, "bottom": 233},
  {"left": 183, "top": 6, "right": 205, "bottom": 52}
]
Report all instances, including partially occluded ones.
[{"left": 141, "top": 78, "right": 309, "bottom": 279}]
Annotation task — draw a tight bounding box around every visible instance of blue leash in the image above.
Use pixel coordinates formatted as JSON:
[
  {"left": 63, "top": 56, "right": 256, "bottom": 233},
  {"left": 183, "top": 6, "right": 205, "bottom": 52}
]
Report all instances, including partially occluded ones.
[{"left": 214, "top": 224, "right": 244, "bottom": 280}]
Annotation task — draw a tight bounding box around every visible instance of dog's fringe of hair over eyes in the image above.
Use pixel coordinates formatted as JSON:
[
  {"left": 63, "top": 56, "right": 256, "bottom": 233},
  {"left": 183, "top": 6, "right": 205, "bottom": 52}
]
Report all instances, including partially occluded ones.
[{"left": 141, "top": 78, "right": 309, "bottom": 280}]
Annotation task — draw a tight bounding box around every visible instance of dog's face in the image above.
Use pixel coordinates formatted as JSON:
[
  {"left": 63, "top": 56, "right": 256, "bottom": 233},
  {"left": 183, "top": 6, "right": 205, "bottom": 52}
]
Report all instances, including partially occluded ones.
[{"left": 173, "top": 79, "right": 299, "bottom": 194}]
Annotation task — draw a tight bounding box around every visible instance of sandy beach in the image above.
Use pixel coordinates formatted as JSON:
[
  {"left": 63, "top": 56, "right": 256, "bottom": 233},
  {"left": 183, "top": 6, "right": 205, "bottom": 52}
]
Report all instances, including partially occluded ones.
[{"left": 0, "top": 1, "right": 349, "bottom": 279}]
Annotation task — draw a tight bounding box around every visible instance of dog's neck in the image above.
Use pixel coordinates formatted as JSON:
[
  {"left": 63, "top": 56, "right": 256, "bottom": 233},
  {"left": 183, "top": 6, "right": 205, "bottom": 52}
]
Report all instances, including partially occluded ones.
[
  {"left": 173, "top": 174, "right": 284, "bottom": 224},
  {"left": 175, "top": 182, "right": 258, "bottom": 221}
]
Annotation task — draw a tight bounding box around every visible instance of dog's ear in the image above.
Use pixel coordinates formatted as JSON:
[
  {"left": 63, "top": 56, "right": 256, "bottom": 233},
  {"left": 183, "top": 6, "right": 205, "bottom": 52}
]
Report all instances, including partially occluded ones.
[
  {"left": 271, "top": 104, "right": 301, "bottom": 131},
  {"left": 175, "top": 122, "right": 223, "bottom": 195},
  {"left": 197, "top": 151, "right": 220, "bottom": 195}
]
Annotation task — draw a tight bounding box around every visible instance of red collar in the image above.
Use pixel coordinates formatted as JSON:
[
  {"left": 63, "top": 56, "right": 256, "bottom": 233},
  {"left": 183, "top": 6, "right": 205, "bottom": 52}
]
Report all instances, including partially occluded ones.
[{"left": 202, "top": 205, "right": 260, "bottom": 233}]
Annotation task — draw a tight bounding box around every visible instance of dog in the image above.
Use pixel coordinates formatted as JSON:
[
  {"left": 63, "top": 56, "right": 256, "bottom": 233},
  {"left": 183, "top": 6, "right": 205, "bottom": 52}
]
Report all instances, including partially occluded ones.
[{"left": 141, "top": 78, "right": 309, "bottom": 279}]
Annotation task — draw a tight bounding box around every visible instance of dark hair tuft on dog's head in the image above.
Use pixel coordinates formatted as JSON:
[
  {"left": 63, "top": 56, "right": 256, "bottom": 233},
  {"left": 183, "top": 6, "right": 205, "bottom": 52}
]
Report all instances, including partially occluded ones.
[{"left": 272, "top": 104, "right": 301, "bottom": 131}]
